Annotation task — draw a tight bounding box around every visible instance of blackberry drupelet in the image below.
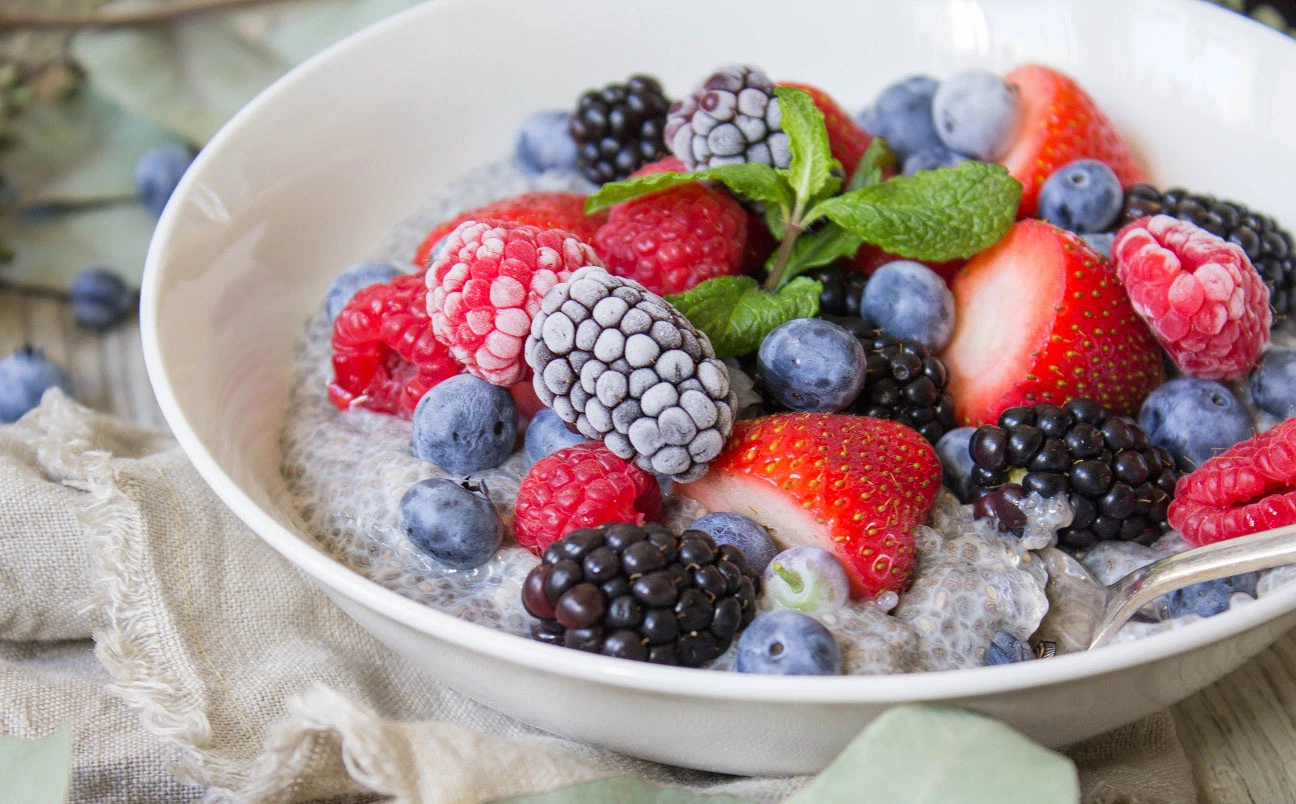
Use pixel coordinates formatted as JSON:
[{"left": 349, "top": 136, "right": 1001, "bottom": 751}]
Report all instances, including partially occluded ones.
[
  {"left": 968, "top": 398, "right": 1179, "bottom": 552},
  {"left": 807, "top": 264, "right": 869, "bottom": 318},
  {"left": 522, "top": 522, "right": 761, "bottom": 667},
  {"left": 1120, "top": 183, "right": 1295, "bottom": 318},
  {"left": 569, "top": 75, "right": 670, "bottom": 184},
  {"left": 849, "top": 330, "right": 956, "bottom": 443}
]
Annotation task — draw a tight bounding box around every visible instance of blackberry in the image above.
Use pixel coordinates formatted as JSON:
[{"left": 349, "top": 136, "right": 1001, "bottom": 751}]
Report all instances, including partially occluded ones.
[
  {"left": 522, "top": 522, "right": 760, "bottom": 667},
  {"left": 807, "top": 264, "right": 868, "bottom": 318},
  {"left": 1120, "top": 183, "right": 1295, "bottom": 318},
  {"left": 569, "top": 75, "right": 670, "bottom": 185},
  {"left": 968, "top": 398, "right": 1180, "bottom": 552},
  {"left": 848, "top": 330, "right": 956, "bottom": 443}
]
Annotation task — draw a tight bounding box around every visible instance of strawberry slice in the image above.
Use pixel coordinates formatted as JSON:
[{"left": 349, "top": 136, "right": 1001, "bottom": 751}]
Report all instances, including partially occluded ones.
[
  {"left": 677, "top": 413, "right": 941, "bottom": 598},
  {"left": 1001, "top": 65, "right": 1146, "bottom": 218},
  {"left": 942, "top": 220, "right": 1165, "bottom": 427},
  {"left": 1169, "top": 418, "right": 1296, "bottom": 546}
]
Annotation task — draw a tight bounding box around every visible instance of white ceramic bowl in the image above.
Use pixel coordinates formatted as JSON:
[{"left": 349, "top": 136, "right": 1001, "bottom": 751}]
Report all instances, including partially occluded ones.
[{"left": 141, "top": 0, "right": 1296, "bottom": 775}]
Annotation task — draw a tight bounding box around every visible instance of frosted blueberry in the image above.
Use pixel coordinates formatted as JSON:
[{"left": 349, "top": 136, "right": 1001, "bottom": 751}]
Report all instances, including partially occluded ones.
[
  {"left": 902, "top": 146, "right": 967, "bottom": 176},
  {"left": 1138, "top": 378, "right": 1252, "bottom": 472},
  {"left": 400, "top": 479, "right": 502, "bottom": 570},
  {"left": 857, "top": 75, "right": 943, "bottom": 161},
  {"left": 515, "top": 109, "right": 579, "bottom": 176},
  {"left": 762, "top": 546, "right": 852, "bottom": 615},
  {"left": 931, "top": 70, "right": 1021, "bottom": 160},
  {"left": 412, "top": 375, "right": 518, "bottom": 474},
  {"left": 1038, "top": 159, "right": 1123, "bottom": 233},
  {"left": 757, "top": 318, "right": 866, "bottom": 412}
]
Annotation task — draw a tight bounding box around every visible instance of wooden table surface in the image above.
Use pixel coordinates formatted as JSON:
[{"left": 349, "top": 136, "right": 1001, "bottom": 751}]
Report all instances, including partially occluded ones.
[{"left": 4, "top": 286, "right": 1295, "bottom": 802}]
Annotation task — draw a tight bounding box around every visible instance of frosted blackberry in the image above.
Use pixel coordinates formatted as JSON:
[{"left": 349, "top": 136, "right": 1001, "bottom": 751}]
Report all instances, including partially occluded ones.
[
  {"left": 1120, "top": 184, "right": 1295, "bottom": 318},
  {"left": 522, "top": 522, "right": 760, "bottom": 667},
  {"left": 848, "top": 331, "right": 956, "bottom": 444},
  {"left": 664, "top": 65, "right": 791, "bottom": 171},
  {"left": 969, "top": 398, "right": 1180, "bottom": 552},
  {"left": 569, "top": 75, "right": 670, "bottom": 184},
  {"left": 526, "top": 267, "right": 737, "bottom": 482}
]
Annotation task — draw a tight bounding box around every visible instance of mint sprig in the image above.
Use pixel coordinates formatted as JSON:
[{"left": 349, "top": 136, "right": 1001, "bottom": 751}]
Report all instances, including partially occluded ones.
[{"left": 667, "top": 276, "right": 820, "bottom": 359}]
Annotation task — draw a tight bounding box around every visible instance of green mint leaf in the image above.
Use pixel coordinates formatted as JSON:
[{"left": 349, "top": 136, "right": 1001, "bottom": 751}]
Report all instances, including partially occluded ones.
[
  {"left": 846, "top": 136, "right": 896, "bottom": 192},
  {"left": 764, "top": 202, "right": 787, "bottom": 240},
  {"left": 770, "top": 222, "right": 865, "bottom": 282},
  {"left": 773, "top": 85, "right": 833, "bottom": 205},
  {"left": 815, "top": 161, "right": 1021, "bottom": 262},
  {"left": 584, "top": 162, "right": 790, "bottom": 215},
  {"left": 667, "top": 275, "right": 820, "bottom": 358}
]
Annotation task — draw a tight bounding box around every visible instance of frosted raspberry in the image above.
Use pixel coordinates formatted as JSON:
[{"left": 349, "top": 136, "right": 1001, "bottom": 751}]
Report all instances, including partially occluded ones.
[
  {"left": 427, "top": 221, "right": 603, "bottom": 386},
  {"left": 329, "top": 274, "right": 462, "bottom": 418},
  {"left": 413, "top": 192, "right": 607, "bottom": 269},
  {"left": 1113, "top": 215, "right": 1271, "bottom": 380},
  {"left": 1169, "top": 418, "right": 1296, "bottom": 546},
  {"left": 514, "top": 442, "right": 663, "bottom": 554},
  {"left": 593, "top": 182, "right": 747, "bottom": 296}
]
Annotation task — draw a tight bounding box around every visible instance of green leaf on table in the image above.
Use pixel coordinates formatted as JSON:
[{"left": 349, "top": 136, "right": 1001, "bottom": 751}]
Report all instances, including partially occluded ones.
[
  {"left": 0, "top": 202, "right": 157, "bottom": 290},
  {"left": 497, "top": 776, "right": 756, "bottom": 803},
  {"left": 585, "top": 162, "right": 790, "bottom": 215},
  {"left": 815, "top": 161, "right": 1020, "bottom": 262},
  {"left": 784, "top": 706, "right": 1079, "bottom": 804},
  {"left": 771, "top": 223, "right": 865, "bottom": 281},
  {"left": 846, "top": 136, "right": 896, "bottom": 192},
  {"left": 773, "top": 86, "right": 835, "bottom": 204},
  {"left": 667, "top": 275, "right": 820, "bottom": 359},
  {"left": 0, "top": 724, "right": 71, "bottom": 804},
  {"left": 6, "top": 88, "right": 183, "bottom": 208}
]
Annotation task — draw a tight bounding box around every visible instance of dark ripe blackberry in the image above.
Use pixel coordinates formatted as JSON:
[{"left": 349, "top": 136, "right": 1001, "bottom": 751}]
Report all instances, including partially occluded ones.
[
  {"left": 849, "top": 331, "right": 957, "bottom": 443},
  {"left": 521, "top": 522, "right": 760, "bottom": 667},
  {"left": 807, "top": 264, "right": 869, "bottom": 318},
  {"left": 968, "top": 398, "right": 1181, "bottom": 552},
  {"left": 1121, "top": 183, "right": 1296, "bottom": 318},
  {"left": 569, "top": 74, "right": 670, "bottom": 184}
]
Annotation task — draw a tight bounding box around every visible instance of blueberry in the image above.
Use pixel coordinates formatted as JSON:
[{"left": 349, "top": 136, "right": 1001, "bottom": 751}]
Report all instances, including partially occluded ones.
[
  {"left": 399, "top": 479, "right": 502, "bottom": 569},
  {"left": 524, "top": 406, "right": 586, "bottom": 462},
  {"left": 1081, "top": 231, "right": 1116, "bottom": 259},
  {"left": 901, "top": 146, "right": 967, "bottom": 176},
  {"left": 69, "top": 268, "right": 132, "bottom": 330},
  {"left": 857, "top": 75, "right": 943, "bottom": 161},
  {"left": 134, "top": 143, "right": 194, "bottom": 216},
  {"left": 0, "top": 347, "right": 74, "bottom": 424},
  {"left": 324, "top": 263, "right": 402, "bottom": 321},
  {"left": 757, "top": 318, "right": 866, "bottom": 412},
  {"left": 515, "top": 109, "right": 579, "bottom": 176},
  {"left": 936, "top": 426, "right": 977, "bottom": 502},
  {"left": 689, "top": 512, "right": 777, "bottom": 574},
  {"left": 858, "top": 260, "right": 956, "bottom": 351},
  {"left": 412, "top": 374, "right": 518, "bottom": 473},
  {"left": 736, "top": 610, "right": 842, "bottom": 676},
  {"left": 1138, "top": 378, "right": 1252, "bottom": 472},
  {"left": 1157, "top": 573, "right": 1259, "bottom": 619},
  {"left": 984, "top": 631, "right": 1034, "bottom": 666},
  {"left": 1038, "top": 159, "right": 1123, "bottom": 233},
  {"left": 762, "top": 546, "right": 851, "bottom": 615},
  {"left": 1251, "top": 349, "right": 1296, "bottom": 419},
  {"left": 931, "top": 69, "right": 1021, "bottom": 161}
]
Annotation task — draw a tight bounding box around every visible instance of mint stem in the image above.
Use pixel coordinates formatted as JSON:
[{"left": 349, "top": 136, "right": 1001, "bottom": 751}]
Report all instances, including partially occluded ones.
[
  {"left": 771, "top": 562, "right": 804, "bottom": 594},
  {"left": 764, "top": 198, "right": 806, "bottom": 291}
]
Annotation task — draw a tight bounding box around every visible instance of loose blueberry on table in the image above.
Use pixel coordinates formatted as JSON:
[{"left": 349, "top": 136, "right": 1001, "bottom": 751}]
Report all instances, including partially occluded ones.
[{"left": 282, "top": 58, "right": 1296, "bottom": 676}]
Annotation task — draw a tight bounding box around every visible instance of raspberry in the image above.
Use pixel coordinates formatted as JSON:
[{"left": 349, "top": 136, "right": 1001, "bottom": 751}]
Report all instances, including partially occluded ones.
[
  {"left": 427, "top": 220, "right": 602, "bottom": 386},
  {"left": 593, "top": 182, "right": 747, "bottom": 296},
  {"left": 514, "top": 442, "right": 663, "bottom": 555},
  {"left": 329, "top": 274, "right": 462, "bottom": 418},
  {"left": 412, "top": 192, "right": 607, "bottom": 269},
  {"left": 1113, "top": 215, "right": 1272, "bottom": 380},
  {"left": 1168, "top": 418, "right": 1296, "bottom": 546}
]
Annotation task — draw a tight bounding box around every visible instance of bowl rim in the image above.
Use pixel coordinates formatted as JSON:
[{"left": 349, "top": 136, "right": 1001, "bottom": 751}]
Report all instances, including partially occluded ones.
[{"left": 141, "top": 0, "right": 1296, "bottom": 704}]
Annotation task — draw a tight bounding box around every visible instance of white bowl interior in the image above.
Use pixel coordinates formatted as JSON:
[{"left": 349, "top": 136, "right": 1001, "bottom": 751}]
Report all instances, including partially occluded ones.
[{"left": 142, "top": 0, "right": 1296, "bottom": 770}]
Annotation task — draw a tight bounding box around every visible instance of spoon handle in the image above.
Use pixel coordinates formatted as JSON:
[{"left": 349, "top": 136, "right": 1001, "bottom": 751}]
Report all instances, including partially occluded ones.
[{"left": 1088, "top": 522, "right": 1296, "bottom": 650}]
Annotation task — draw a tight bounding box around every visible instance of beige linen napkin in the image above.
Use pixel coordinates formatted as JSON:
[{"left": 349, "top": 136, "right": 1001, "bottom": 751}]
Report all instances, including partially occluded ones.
[{"left": 0, "top": 392, "right": 1197, "bottom": 803}]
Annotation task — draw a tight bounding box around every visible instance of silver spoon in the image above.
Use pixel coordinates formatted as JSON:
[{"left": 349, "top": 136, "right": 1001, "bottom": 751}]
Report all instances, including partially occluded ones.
[{"left": 1087, "top": 522, "right": 1296, "bottom": 650}]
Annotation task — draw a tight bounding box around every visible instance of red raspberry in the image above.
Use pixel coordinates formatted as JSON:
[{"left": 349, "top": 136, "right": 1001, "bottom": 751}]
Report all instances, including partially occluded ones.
[
  {"left": 1168, "top": 418, "right": 1296, "bottom": 546},
  {"left": 1113, "top": 215, "right": 1272, "bottom": 380},
  {"left": 514, "top": 442, "right": 663, "bottom": 555},
  {"left": 329, "top": 274, "right": 462, "bottom": 418},
  {"left": 851, "top": 243, "right": 964, "bottom": 285},
  {"left": 427, "top": 220, "right": 601, "bottom": 386},
  {"left": 413, "top": 192, "right": 607, "bottom": 269},
  {"left": 593, "top": 181, "right": 747, "bottom": 296},
  {"left": 779, "top": 81, "right": 875, "bottom": 180}
]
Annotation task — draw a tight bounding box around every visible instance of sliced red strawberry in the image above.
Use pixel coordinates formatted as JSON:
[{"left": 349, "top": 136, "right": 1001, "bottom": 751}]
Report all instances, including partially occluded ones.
[
  {"left": 677, "top": 413, "right": 940, "bottom": 598},
  {"left": 851, "top": 243, "right": 964, "bottom": 285},
  {"left": 942, "top": 220, "right": 1164, "bottom": 426},
  {"left": 1001, "top": 65, "right": 1146, "bottom": 218},
  {"left": 1169, "top": 418, "right": 1296, "bottom": 546},
  {"left": 778, "top": 82, "right": 877, "bottom": 180},
  {"left": 412, "top": 192, "right": 606, "bottom": 269}
]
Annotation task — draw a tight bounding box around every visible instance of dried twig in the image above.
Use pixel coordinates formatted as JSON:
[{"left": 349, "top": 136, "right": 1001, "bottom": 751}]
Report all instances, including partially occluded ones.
[{"left": 0, "top": 0, "right": 294, "bottom": 28}]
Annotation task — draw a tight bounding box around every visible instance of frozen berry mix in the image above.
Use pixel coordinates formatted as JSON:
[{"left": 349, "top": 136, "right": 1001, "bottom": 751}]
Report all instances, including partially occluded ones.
[{"left": 281, "top": 60, "right": 1296, "bottom": 675}]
